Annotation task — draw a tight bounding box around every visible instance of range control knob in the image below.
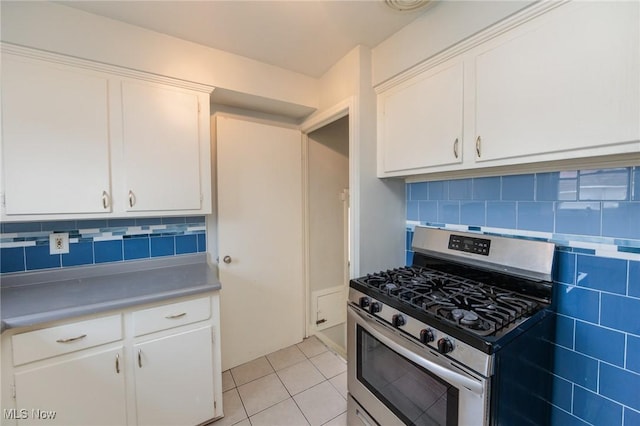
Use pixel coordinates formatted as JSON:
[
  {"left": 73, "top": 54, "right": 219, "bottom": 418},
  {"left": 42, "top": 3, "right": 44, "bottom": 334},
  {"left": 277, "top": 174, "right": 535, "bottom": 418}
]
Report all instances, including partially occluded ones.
[
  {"left": 420, "top": 328, "right": 435, "bottom": 344},
  {"left": 437, "top": 338, "right": 454, "bottom": 354},
  {"left": 370, "top": 302, "right": 381, "bottom": 314},
  {"left": 392, "top": 314, "right": 406, "bottom": 328},
  {"left": 359, "top": 297, "right": 370, "bottom": 309}
]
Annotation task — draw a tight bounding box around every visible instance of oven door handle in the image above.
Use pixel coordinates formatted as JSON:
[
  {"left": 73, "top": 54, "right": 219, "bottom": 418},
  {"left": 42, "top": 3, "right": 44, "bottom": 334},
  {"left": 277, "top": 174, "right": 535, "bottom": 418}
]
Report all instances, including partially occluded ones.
[{"left": 349, "top": 306, "right": 485, "bottom": 396}]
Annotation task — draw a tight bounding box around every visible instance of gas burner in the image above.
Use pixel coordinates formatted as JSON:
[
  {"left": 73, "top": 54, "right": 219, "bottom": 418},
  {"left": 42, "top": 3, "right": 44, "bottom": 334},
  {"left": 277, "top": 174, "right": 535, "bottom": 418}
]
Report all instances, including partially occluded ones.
[
  {"left": 451, "top": 309, "right": 479, "bottom": 325},
  {"left": 436, "top": 305, "right": 494, "bottom": 334},
  {"left": 382, "top": 283, "right": 398, "bottom": 292}
]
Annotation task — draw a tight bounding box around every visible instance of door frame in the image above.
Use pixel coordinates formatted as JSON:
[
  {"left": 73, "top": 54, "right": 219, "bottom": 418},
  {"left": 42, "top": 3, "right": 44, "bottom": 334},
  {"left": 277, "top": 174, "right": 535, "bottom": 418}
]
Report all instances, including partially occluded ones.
[{"left": 300, "top": 97, "right": 356, "bottom": 339}]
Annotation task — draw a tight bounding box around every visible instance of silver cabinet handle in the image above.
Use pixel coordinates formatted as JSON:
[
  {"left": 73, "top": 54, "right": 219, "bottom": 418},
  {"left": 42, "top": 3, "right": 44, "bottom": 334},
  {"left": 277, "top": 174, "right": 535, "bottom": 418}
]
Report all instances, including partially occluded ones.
[
  {"left": 56, "top": 334, "right": 87, "bottom": 343},
  {"left": 102, "top": 191, "right": 110, "bottom": 209},
  {"left": 223, "top": 256, "right": 232, "bottom": 264},
  {"left": 138, "top": 349, "right": 142, "bottom": 368},
  {"left": 475, "top": 136, "right": 482, "bottom": 158},
  {"left": 115, "top": 353, "right": 120, "bottom": 374},
  {"left": 453, "top": 138, "right": 459, "bottom": 159},
  {"left": 165, "top": 312, "right": 187, "bottom": 319},
  {"left": 128, "top": 190, "right": 136, "bottom": 208}
]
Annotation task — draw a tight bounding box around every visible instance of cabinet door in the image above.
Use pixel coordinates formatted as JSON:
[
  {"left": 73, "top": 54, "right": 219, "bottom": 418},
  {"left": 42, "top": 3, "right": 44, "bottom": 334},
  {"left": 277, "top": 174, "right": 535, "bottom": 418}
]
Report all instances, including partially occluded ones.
[
  {"left": 14, "top": 347, "right": 126, "bottom": 426},
  {"left": 122, "top": 81, "right": 202, "bottom": 212},
  {"left": 1, "top": 56, "right": 112, "bottom": 214},
  {"left": 474, "top": 1, "right": 640, "bottom": 163},
  {"left": 379, "top": 60, "right": 464, "bottom": 175},
  {"left": 133, "top": 326, "right": 215, "bottom": 426}
]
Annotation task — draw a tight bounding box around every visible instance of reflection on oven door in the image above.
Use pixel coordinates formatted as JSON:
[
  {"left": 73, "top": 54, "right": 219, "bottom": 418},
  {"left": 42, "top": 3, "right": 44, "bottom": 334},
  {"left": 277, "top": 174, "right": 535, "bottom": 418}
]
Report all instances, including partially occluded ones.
[{"left": 360, "top": 327, "right": 453, "bottom": 425}]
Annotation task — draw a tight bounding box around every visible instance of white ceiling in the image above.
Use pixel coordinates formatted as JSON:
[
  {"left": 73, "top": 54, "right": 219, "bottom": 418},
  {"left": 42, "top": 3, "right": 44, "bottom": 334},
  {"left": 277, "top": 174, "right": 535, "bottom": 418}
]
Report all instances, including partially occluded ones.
[{"left": 58, "top": 0, "right": 435, "bottom": 78}]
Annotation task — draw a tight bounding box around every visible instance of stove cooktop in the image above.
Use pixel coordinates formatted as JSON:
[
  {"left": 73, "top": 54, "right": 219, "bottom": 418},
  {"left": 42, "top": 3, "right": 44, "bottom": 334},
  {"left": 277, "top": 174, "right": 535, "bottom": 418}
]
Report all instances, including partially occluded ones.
[
  {"left": 352, "top": 265, "right": 542, "bottom": 338},
  {"left": 349, "top": 227, "right": 556, "bottom": 354}
]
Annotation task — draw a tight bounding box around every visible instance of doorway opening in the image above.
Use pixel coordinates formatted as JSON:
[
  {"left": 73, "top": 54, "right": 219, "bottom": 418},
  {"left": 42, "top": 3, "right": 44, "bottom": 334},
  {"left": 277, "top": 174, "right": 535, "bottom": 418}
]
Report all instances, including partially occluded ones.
[{"left": 305, "top": 115, "right": 350, "bottom": 355}]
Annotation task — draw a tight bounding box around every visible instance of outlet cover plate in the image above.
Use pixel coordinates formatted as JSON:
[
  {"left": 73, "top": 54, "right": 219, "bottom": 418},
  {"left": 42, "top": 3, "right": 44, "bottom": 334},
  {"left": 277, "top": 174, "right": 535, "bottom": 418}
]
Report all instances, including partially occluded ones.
[{"left": 49, "top": 232, "right": 70, "bottom": 254}]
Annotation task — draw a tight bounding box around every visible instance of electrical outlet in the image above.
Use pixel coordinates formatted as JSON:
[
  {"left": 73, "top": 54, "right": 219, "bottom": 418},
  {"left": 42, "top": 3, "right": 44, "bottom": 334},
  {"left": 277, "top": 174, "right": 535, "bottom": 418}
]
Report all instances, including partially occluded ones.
[{"left": 49, "top": 232, "right": 70, "bottom": 255}]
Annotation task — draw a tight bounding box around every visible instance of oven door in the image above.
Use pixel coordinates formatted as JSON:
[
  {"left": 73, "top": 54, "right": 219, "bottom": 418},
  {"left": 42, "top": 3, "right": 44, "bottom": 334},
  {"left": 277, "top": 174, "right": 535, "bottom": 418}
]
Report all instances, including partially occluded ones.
[{"left": 347, "top": 305, "right": 489, "bottom": 426}]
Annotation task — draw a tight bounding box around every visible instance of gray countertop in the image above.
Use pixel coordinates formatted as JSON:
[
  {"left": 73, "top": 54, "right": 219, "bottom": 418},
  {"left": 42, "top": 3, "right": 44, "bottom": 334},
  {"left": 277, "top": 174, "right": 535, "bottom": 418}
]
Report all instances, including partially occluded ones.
[{"left": 1, "top": 254, "right": 221, "bottom": 332}]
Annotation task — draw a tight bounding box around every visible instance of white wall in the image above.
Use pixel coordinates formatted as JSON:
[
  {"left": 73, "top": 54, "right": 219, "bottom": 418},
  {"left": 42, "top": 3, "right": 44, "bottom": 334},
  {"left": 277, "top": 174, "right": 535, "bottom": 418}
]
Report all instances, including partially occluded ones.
[
  {"left": 316, "top": 47, "right": 360, "bottom": 112},
  {"left": 372, "top": 0, "right": 533, "bottom": 86},
  {"left": 314, "top": 45, "right": 406, "bottom": 276},
  {"left": 353, "top": 47, "right": 406, "bottom": 274},
  {"left": 0, "top": 1, "right": 318, "bottom": 112}
]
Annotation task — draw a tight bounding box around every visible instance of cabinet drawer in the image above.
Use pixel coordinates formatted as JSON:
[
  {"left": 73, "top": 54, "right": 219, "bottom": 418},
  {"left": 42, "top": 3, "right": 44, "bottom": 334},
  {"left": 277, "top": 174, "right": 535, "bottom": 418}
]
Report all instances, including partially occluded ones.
[
  {"left": 133, "top": 297, "right": 211, "bottom": 336},
  {"left": 12, "top": 314, "right": 122, "bottom": 366}
]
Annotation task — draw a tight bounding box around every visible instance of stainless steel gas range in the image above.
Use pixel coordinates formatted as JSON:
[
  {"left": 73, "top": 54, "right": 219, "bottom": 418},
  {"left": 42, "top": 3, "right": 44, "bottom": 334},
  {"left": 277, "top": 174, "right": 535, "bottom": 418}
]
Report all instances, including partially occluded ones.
[{"left": 347, "top": 226, "right": 556, "bottom": 426}]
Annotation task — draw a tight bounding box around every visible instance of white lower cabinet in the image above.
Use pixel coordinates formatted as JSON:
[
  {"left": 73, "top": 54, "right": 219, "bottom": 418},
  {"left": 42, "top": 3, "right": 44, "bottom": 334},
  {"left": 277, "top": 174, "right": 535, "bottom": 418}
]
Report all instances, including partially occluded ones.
[
  {"left": 133, "top": 327, "right": 215, "bottom": 426},
  {"left": 14, "top": 347, "right": 127, "bottom": 426},
  {"left": 1, "top": 294, "right": 222, "bottom": 426}
]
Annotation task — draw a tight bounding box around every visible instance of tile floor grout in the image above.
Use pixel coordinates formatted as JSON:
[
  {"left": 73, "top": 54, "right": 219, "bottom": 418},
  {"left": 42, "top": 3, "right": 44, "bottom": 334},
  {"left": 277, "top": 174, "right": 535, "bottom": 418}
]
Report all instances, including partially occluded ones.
[{"left": 212, "top": 336, "right": 348, "bottom": 426}]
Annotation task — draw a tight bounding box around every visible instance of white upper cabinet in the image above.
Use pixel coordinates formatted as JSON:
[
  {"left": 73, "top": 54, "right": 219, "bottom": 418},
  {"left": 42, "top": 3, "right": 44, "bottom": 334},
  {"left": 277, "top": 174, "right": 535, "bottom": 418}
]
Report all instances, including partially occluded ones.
[
  {"left": 379, "top": 59, "right": 464, "bottom": 175},
  {"left": 474, "top": 1, "right": 640, "bottom": 164},
  {"left": 376, "top": 1, "right": 640, "bottom": 178},
  {"left": 122, "top": 81, "right": 203, "bottom": 212},
  {"left": 1, "top": 56, "right": 112, "bottom": 215},
  {"left": 0, "top": 45, "right": 213, "bottom": 221}
]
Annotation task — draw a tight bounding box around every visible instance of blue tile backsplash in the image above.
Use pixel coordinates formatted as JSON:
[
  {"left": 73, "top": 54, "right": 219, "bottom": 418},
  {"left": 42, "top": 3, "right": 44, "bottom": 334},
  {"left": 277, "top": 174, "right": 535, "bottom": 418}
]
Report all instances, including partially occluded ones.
[
  {"left": 0, "top": 216, "right": 206, "bottom": 274},
  {"left": 406, "top": 166, "right": 640, "bottom": 426}
]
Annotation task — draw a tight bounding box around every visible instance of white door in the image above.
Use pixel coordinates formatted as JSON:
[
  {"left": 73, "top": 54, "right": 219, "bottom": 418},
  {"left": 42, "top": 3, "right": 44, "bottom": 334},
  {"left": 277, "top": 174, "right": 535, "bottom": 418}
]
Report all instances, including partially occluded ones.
[{"left": 216, "top": 116, "right": 304, "bottom": 370}]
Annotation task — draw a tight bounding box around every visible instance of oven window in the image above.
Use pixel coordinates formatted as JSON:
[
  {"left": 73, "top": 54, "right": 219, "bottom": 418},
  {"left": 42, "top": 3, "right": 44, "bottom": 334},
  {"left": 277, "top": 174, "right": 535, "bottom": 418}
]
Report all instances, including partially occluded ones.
[{"left": 357, "top": 326, "right": 459, "bottom": 426}]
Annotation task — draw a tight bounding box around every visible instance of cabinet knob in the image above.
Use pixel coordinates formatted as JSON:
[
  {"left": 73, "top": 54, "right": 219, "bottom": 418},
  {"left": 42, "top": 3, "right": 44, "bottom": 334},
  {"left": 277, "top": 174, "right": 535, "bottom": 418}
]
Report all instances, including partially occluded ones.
[
  {"left": 138, "top": 349, "right": 143, "bottom": 368},
  {"left": 475, "top": 136, "right": 482, "bottom": 158},
  {"left": 453, "top": 138, "right": 459, "bottom": 159},
  {"left": 115, "top": 353, "right": 120, "bottom": 374},
  {"left": 128, "top": 190, "right": 136, "bottom": 208},
  {"left": 223, "top": 255, "right": 232, "bottom": 264}
]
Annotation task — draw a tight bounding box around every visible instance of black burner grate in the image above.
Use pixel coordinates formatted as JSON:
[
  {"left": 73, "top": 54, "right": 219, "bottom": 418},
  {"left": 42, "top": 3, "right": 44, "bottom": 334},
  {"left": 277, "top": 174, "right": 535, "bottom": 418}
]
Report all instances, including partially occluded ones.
[{"left": 355, "top": 266, "right": 540, "bottom": 337}]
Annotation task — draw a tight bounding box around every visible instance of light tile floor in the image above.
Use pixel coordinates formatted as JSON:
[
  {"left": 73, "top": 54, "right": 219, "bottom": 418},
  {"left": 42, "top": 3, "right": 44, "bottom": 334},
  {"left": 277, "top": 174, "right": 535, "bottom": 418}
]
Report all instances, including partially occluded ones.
[{"left": 212, "top": 336, "right": 348, "bottom": 426}]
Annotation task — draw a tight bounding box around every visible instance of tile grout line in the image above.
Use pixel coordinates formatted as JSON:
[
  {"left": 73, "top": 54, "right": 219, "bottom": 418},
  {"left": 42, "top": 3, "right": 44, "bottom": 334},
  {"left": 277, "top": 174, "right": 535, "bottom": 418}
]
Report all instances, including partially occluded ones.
[{"left": 222, "top": 338, "right": 346, "bottom": 426}]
